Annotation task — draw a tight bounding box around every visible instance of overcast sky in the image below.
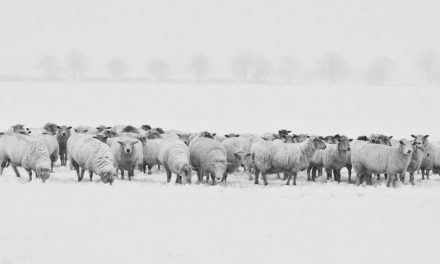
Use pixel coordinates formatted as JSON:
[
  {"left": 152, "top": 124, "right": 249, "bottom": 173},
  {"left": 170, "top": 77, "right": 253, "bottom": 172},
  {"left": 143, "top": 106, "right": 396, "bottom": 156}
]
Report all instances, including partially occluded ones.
[{"left": 0, "top": 0, "right": 439, "bottom": 76}]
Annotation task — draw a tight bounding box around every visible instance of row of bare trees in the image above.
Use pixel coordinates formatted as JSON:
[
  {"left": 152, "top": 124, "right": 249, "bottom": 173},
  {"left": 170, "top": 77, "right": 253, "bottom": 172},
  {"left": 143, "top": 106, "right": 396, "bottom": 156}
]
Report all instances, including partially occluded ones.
[{"left": 35, "top": 50, "right": 439, "bottom": 84}]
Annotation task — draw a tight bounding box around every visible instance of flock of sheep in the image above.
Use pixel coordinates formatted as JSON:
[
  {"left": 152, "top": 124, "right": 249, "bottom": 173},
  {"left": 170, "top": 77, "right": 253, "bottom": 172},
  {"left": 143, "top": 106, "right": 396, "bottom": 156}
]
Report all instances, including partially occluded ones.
[{"left": 0, "top": 123, "right": 438, "bottom": 188}]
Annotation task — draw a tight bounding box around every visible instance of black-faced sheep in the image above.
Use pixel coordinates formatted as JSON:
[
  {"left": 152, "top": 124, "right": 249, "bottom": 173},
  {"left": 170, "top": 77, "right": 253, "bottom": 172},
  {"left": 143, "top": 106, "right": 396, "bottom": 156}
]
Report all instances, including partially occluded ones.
[{"left": 56, "top": 125, "right": 72, "bottom": 166}]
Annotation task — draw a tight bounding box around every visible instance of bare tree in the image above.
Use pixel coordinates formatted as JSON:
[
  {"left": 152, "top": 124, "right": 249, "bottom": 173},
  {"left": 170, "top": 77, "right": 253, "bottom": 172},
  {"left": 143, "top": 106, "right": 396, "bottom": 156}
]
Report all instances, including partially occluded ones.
[
  {"left": 189, "top": 55, "right": 210, "bottom": 82},
  {"left": 250, "top": 55, "right": 273, "bottom": 82},
  {"left": 231, "top": 52, "right": 254, "bottom": 82},
  {"left": 365, "top": 56, "right": 395, "bottom": 85},
  {"left": 278, "top": 55, "right": 300, "bottom": 83},
  {"left": 66, "top": 50, "right": 88, "bottom": 82},
  {"left": 148, "top": 59, "right": 171, "bottom": 82},
  {"left": 108, "top": 57, "right": 129, "bottom": 81},
  {"left": 317, "top": 54, "right": 347, "bottom": 83},
  {"left": 416, "top": 50, "right": 438, "bottom": 83},
  {"left": 36, "top": 55, "right": 63, "bottom": 81}
]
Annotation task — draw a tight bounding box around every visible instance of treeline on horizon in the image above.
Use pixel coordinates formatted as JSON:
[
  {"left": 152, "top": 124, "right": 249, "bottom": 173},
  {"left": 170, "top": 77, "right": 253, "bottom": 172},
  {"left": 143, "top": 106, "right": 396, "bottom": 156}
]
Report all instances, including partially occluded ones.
[{"left": 0, "top": 49, "right": 439, "bottom": 85}]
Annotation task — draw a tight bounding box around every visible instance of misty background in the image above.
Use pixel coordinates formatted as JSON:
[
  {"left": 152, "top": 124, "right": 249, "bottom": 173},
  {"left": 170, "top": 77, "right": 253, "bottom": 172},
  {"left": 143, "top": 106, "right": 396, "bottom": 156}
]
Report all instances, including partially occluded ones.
[{"left": 0, "top": 0, "right": 439, "bottom": 84}]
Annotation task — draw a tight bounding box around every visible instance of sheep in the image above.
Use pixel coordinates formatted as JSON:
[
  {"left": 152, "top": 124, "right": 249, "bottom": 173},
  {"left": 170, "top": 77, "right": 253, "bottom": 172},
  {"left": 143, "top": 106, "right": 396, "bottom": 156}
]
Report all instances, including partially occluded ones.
[
  {"left": 311, "top": 136, "right": 352, "bottom": 183},
  {"left": 142, "top": 138, "right": 163, "bottom": 174},
  {"left": 415, "top": 135, "right": 440, "bottom": 180},
  {"left": 260, "top": 133, "right": 279, "bottom": 141},
  {"left": 96, "top": 125, "right": 112, "bottom": 133},
  {"left": 189, "top": 137, "right": 228, "bottom": 185},
  {"left": 121, "top": 125, "right": 140, "bottom": 134},
  {"left": 56, "top": 125, "right": 72, "bottom": 166},
  {"left": 140, "top": 124, "right": 152, "bottom": 131},
  {"left": 399, "top": 140, "right": 429, "bottom": 185},
  {"left": 110, "top": 136, "right": 143, "bottom": 180},
  {"left": 42, "top": 123, "right": 59, "bottom": 134},
  {"left": 73, "top": 126, "right": 97, "bottom": 134},
  {"left": 352, "top": 139, "right": 413, "bottom": 187},
  {"left": 145, "top": 129, "right": 163, "bottom": 139},
  {"left": 221, "top": 137, "right": 252, "bottom": 182},
  {"left": 28, "top": 128, "right": 59, "bottom": 171},
  {"left": 0, "top": 133, "right": 51, "bottom": 181},
  {"left": 67, "top": 134, "right": 115, "bottom": 184},
  {"left": 158, "top": 135, "right": 191, "bottom": 183},
  {"left": 251, "top": 136, "right": 326, "bottom": 186},
  {"left": 8, "top": 124, "right": 29, "bottom": 135}
]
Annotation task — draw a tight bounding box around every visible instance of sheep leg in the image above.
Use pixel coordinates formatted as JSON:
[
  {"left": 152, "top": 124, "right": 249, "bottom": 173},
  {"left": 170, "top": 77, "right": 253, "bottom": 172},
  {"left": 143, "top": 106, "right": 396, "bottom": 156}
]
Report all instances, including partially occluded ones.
[
  {"left": 386, "top": 174, "right": 392, "bottom": 187},
  {"left": 283, "top": 172, "right": 288, "bottom": 180},
  {"left": 79, "top": 167, "right": 86, "bottom": 182},
  {"left": 197, "top": 169, "right": 203, "bottom": 183},
  {"left": 148, "top": 165, "right": 153, "bottom": 175},
  {"left": 426, "top": 170, "right": 430, "bottom": 180},
  {"left": 410, "top": 172, "right": 415, "bottom": 185},
  {"left": 377, "top": 174, "right": 380, "bottom": 181},
  {"left": 142, "top": 164, "right": 146, "bottom": 173},
  {"left": 311, "top": 167, "right": 317, "bottom": 181},
  {"left": 89, "top": 171, "right": 93, "bottom": 181},
  {"left": 221, "top": 172, "right": 228, "bottom": 182},
  {"left": 254, "top": 168, "right": 260, "bottom": 185},
  {"left": 306, "top": 166, "right": 312, "bottom": 181},
  {"left": 12, "top": 165, "right": 21, "bottom": 178},
  {"left": 286, "top": 173, "right": 291, "bottom": 185},
  {"left": 326, "top": 169, "right": 332, "bottom": 180},
  {"left": 128, "top": 169, "right": 133, "bottom": 181},
  {"left": 26, "top": 169, "right": 32, "bottom": 181},
  {"left": 262, "top": 172, "right": 268, "bottom": 186},
  {"left": 0, "top": 159, "right": 8, "bottom": 175},
  {"left": 333, "top": 169, "right": 340, "bottom": 183},
  {"left": 277, "top": 173, "right": 281, "bottom": 179},
  {"left": 166, "top": 168, "right": 172, "bottom": 183},
  {"left": 292, "top": 172, "right": 297, "bottom": 185},
  {"left": 210, "top": 173, "right": 216, "bottom": 186},
  {"left": 120, "top": 169, "right": 125, "bottom": 180},
  {"left": 318, "top": 168, "right": 323, "bottom": 177},
  {"left": 356, "top": 172, "right": 362, "bottom": 186},
  {"left": 158, "top": 164, "right": 161, "bottom": 170}
]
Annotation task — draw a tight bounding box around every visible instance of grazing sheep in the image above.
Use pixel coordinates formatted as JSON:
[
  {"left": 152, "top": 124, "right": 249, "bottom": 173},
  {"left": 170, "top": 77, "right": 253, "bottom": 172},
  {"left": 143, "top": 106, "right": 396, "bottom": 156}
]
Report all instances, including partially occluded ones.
[
  {"left": 0, "top": 133, "right": 51, "bottom": 181},
  {"left": 221, "top": 137, "right": 252, "bottom": 182},
  {"left": 189, "top": 137, "right": 228, "bottom": 185},
  {"left": 73, "top": 126, "right": 97, "bottom": 134},
  {"left": 67, "top": 134, "right": 115, "bottom": 184},
  {"left": 56, "top": 125, "right": 72, "bottom": 166},
  {"left": 400, "top": 140, "right": 429, "bottom": 185},
  {"left": 158, "top": 135, "right": 191, "bottom": 184},
  {"left": 96, "top": 125, "right": 112, "bottom": 133},
  {"left": 251, "top": 136, "right": 326, "bottom": 186},
  {"left": 8, "top": 124, "right": 29, "bottom": 135},
  {"left": 142, "top": 138, "right": 163, "bottom": 174},
  {"left": 352, "top": 139, "right": 413, "bottom": 187},
  {"left": 110, "top": 136, "right": 143, "bottom": 180},
  {"left": 28, "top": 128, "right": 59, "bottom": 171}
]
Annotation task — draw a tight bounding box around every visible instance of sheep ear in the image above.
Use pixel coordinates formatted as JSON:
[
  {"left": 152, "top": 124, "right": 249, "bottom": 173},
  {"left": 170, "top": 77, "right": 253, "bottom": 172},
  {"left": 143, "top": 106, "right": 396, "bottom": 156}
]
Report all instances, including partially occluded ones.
[
  {"left": 424, "top": 135, "right": 429, "bottom": 139},
  {"left": 67, "top": 126, "right": 72, "bottom": 129},
  {"left": 306, "top": 135, "right": 310, "bottom": 138},
  {"left": 84, "top": 130, "right": 88, "bottom": 133},
  {"left": 56, "top": 126, "right": 61, "bottom": 129},
  {"left": 117, "top": 140, "right": 124, "bottom": 145},
  {"left": 107, "top": 127, "right": 112, "bottom": 129},
  {"left": 411, "top": 135, "right": 416, "bottom": 139},
  {"left": 349, "top": 139, "right": 353, "bottom": 142},
  {"left": 130, "top": 141, "right": 138, "bottom": 146},
  {"left": 318, "top": 136, "right": 325, "bottom": 140},
  {"left": 399, "top": 140, "right": 404, "bottom": 145},
  {"left": 388, "top": 136, "right": 393, "bottom": 139},
  {"left": 225, "top": 134, "right": 230, "bottom": 138},
  {"left": 212, "top": 133, "right": 216, "bottom": 137}
]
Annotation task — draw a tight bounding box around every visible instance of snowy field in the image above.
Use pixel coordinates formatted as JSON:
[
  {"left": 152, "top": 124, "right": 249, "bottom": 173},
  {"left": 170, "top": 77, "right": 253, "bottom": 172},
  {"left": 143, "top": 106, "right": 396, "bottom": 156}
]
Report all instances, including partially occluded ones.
[{"left": 1, "top": 82, "right": 440, "bottom": 264}]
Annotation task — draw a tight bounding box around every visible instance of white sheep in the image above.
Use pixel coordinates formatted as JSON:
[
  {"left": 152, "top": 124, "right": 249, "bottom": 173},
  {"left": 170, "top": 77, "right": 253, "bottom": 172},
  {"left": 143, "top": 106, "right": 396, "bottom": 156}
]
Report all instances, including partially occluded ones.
[
  {"left": 0, "top": 133, "right": 51, "bottom": 181},
  {"left": 158, "top": 135, "right": 191, "bottom": 184},
  {"left": 414, "top": 135, "right": 440, "bottom": 180},
  {"left": 189, "top": 137, "right": 228, "bottom": 185},
  {"left": 400, "top": 141, "right": 429, "bottom": 185},
  {"left": 28, "top": 128, "right": 59, "bottom": 171},
  {"left": 352, "top": 139, "right": 413, "bottom": 187},
  {"left": 110, "top": 136, "right": 143, "bottom": 180},
  {"left": 251, "top": 136, "right": 326, "bottom": 185},
  {"left": 142, "top": 138, "right": 163, "bottom": 174},
  {"left": 67, "top": 134, "right": 115, "bottom": 184},
  {"left": 221, "top": 137, "right": 252, "bottom": 182}
]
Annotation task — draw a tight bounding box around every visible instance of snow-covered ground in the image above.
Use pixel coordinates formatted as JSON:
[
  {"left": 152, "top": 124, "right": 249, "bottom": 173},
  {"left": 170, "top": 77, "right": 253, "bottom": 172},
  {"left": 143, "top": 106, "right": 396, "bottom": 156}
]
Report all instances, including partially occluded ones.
[
  {"left": 1, "top": 82, "right": 440, "bottom": 263},
  {"left": 1, "top": 164, "right": 440, "bottom": 264}
]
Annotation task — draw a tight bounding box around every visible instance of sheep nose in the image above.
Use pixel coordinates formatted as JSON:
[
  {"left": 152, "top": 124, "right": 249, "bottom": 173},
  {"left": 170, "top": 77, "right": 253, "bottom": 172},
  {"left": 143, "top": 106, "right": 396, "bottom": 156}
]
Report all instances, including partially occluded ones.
[
  {"left": 62, "top": 133, "right": 66, "bottom": 136},
  {"left": 407, "top": 150, "right": 411, "bottom": 154},
  {"left": 126, "top": 149, "right": 131, "bottom": 153}
]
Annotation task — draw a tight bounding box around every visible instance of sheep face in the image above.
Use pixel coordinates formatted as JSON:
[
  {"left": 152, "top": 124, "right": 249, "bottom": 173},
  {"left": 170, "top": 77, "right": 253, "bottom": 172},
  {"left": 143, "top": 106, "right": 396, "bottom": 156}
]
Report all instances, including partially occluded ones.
[
  {"left": 337, "top": 137, "right": 352, "bottom": 151},
  {"left": 43, "top": 123, "right": 59, "bottom": 134},
  {"left": 100, "top": 171, "right": 115, "bottom": 184},
  {"left": 324, "top": 136, "right": 336, "bottom": 144},
  {"left": 293, "top": 134, "right": 307, "bottom": 143},
  {"left": 413, "top": 142, "right": 430, "bottom": 158},
  {"left": 211, "top": 161, "right": 227, "bottom": 181},
  {"left": 57, "top": 125, "right": 72, "bottom": 137},
  {"left": 399, "top": 140, "right": 413, "bottom": 155},
  {"left": 310, "top": 136, "right": 326, "bottom": 150},
  {"left": 177, "top": 134, "right": 191, "bottom": 145},
  {"left": 96, "top": 125, "right": 111, "bottom": 133},
  {"left": 379, "top": 135, "right": 393, "bottom": 146},
  {"left": 146, "top": 130, "right": 162, "bottom": 139},
  {"left": 36, "top": 166, "right": 51, "bottom": 182},
  {"left": 11, "top": 124, "right": 29, "bottom": 135},
  {"left": 117, "top": 139, "right": 138, "bottom": 155},
  {"left": 411, "top": 134, "right": 429, "bottom": 147},
  {"left": 141, "top": 125, "right": 151, "bottom": 131},
  {"left": 74, "top": 127, "right": 88, "bottom": 133},
  {"left": 179, "top": 164, "right": 192, "bottom": 184},
  {"left": 200, "top": 131, "right": 215, "bottom": 139},
  {"left": 233, "top": 150, "right": 247, "bottom": 163}
]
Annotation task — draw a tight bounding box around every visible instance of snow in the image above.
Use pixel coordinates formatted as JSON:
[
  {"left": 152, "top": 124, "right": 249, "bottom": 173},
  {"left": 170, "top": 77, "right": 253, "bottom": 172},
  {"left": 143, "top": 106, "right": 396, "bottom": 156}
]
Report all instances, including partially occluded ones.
[
  {"left": 1, "top": 82, "right": 440, "bottom": 263},
  {"left": 1, "top": 164, "right": 440, "bottom": 264}
]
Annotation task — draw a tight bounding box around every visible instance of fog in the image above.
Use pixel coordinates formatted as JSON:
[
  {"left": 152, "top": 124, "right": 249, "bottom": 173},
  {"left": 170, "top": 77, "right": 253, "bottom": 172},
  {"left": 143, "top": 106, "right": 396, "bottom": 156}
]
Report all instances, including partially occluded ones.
[{"left": 0, "top": 0, "right": 439, "bottom": 80}]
